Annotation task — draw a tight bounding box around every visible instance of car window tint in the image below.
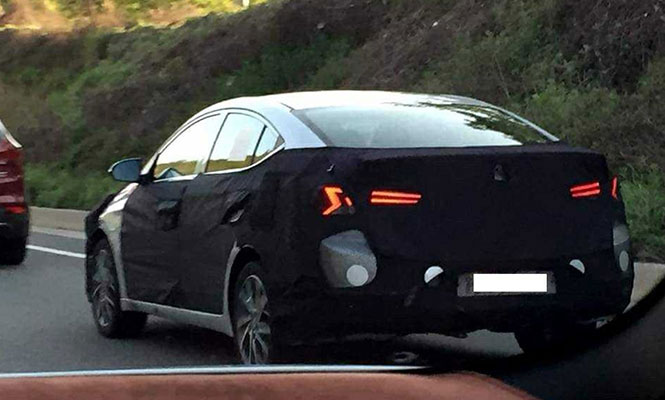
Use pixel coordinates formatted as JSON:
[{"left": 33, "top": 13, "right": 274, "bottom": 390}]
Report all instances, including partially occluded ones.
[
  {"left": 154, "top": 114, "right": 222, "bottom": 180},
  {"left": 253, "top": 126, "right": 283, "bottom": 163},
  {"left": 207, "top": 113, "right": 265, "bottom": 172},
  {"left": 294, "top": 104, "right": 553, "bottom": 148}
]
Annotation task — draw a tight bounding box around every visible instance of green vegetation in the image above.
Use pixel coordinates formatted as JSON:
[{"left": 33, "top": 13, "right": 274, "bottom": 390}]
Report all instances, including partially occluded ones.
[
  {"left": 621, "top": 168, "right": 665, "bottom": 262},
  {"left": 24, "top": 164, "right": 123, "bottom": 209},
  {"left": 0, "top": 0, "right": 664, "bottom": 260}
]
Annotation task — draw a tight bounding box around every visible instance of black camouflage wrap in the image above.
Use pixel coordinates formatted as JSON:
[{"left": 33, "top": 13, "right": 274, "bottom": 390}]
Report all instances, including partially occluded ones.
[{"left": 106, "top": 143, "right": 632, "bottom": 337}]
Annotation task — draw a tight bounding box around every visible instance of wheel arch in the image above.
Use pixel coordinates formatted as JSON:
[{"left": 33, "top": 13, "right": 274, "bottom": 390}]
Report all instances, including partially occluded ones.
[{"left": 224, "top": 244, "right": 261, "bottom": 323}]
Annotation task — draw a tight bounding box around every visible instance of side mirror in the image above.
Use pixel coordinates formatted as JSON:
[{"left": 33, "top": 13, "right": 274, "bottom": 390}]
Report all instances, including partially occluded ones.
[{"left": 108, "top": 158, "right": 142, "bottom": 182}]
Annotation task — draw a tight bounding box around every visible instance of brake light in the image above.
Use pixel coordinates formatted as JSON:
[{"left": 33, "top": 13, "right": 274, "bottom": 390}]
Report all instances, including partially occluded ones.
[
  {"left": 370, "top": 190, "right": 422, "bottom": 205},
  {"left": 611, "top": 176, "right": 619, "bottom": 199},
  {"left": 570, "top": 181, "right": 601, "bottom": 198},
  {"left": 4, "top": 204, "right": 26, "bottom": 214},
  {"left": 321, "top": 186, "right": 354, "bottom": 216}
]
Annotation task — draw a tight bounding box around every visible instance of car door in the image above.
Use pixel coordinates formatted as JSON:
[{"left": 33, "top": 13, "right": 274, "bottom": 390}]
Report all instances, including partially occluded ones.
[
  {"left": 121, "top": 113, "right": 224, "bottom": 308},
  {"left": 177, "top": 111, "right": 284, "bottom": 313}
]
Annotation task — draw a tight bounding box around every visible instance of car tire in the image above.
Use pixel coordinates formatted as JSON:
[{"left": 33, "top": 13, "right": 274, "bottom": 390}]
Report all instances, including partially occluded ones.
[
  {"left": 231, "top": 261, "right": 284, "bottom": 364},
  {"left": 514, "top": 322, "right": 596, "bottom": 353},
  {"left": 0, "top": 237, "right": 27, "bottom": 265},
  {"left": 90, "top": 239, "right": 147, "bottom": 338}
]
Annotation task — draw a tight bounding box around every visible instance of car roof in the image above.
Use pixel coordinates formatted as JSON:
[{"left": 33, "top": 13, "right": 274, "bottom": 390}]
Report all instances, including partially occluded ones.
[
  {"left": 199, "top": 90, "right": 488, "bottom": 113},
  {"left": 188, "top": 91, "right": 492, "bottom": 150},
  {"left": 258, "top": 90, "right": 489, "bottom": 110}
]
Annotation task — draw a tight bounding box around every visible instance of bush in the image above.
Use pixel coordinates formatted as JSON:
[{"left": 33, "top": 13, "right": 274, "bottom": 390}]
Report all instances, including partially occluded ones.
[
  {"left": 24, "top": 164, "right": 122, "bottom": 210},
  {"left": 621, "top": 167, "right": 665, "bottom": 262}
]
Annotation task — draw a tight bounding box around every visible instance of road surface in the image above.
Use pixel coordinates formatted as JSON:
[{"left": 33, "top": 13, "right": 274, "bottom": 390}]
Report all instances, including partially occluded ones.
[{"left": 0, "top": 228, "right": 661, "bottom": 373}]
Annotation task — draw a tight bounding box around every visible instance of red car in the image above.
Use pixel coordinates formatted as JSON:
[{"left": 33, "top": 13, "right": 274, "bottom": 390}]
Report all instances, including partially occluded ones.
[{"left": 0, "top": 119, "right": 28, "bottom": 265}]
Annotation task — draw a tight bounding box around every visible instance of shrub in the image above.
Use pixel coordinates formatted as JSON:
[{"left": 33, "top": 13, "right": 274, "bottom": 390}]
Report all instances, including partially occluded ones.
[
  {"left": 621, "top": 167, "right": 665, "bottom": 262},
  {"left": 24, "top": 164, "right": 122, "bottom": 210}
]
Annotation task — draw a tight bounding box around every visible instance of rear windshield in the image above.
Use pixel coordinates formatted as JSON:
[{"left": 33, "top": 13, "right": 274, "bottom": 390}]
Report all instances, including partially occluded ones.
[{"left": 294, "top": 103, "right": 555, "bottom": 148}]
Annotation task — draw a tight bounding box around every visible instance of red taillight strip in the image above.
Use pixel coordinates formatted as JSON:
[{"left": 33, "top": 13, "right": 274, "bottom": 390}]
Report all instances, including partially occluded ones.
[
  {"left": 571, "top": 188, "right": 601, "bottom": 198},
  {"left": 370, "top": 198, "right": 419, "bottom": 205},
  {"left": 370, "top": 190, "right": 422, "bottom": 205},
  {"left": 370, "top": 190, "right": 422, "bottom": 200},
  {"left": 570, "top": 181, "right": 601, "bottom": 198},
  {"left": 611, "top": 176, "right": 619, "bottom": 199},
  {"left": 570, "top": 182, "right": 600, "bottom": 193}
]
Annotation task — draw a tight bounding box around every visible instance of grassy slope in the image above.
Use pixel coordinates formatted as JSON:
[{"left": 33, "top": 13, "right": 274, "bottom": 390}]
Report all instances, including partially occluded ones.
[{"left": 0, "top": 0, "right": 663, "bottom": 260}]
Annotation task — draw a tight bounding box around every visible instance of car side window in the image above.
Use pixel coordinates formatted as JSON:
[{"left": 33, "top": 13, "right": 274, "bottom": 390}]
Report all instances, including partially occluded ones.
[
  {"left": 253, "top": 126, "right": 284, "bottom": 164},
  {"left": 206, "top": 113, "right": 265, "bottom": 173},
  {"left": 153, "top": 114, "right": 223, "bottom": 180}
]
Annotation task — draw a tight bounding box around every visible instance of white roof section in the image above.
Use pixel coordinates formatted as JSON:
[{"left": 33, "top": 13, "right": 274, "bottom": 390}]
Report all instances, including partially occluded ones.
[
  {"left": 262, "top": 90, "right": 487, "bottom": 110},
  {"left": 184, "top": 91, "right": 493, "bottom": 150}
]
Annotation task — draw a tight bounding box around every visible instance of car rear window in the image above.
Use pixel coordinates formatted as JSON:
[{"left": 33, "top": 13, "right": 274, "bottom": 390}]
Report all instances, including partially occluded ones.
[{"left": 293, "top": 103, "right": 555, "bottom": 148}]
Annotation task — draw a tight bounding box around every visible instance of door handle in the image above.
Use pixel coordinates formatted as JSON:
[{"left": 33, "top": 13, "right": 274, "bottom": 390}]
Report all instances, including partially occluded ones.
[
  {"left": 157, "top": 200, "right": 180, "bottom": 215},
  {"left": 227, "top": 208, "right": 245, "bottom": 224},
  {"left": 156, "top": 200, "right": 181, "bottom": 231},
  {"left": 221, "top": 206, "right": 244, "bottom": 225},
  {"left": 220, "top": 192, "right": 250, "bottom": 225}
]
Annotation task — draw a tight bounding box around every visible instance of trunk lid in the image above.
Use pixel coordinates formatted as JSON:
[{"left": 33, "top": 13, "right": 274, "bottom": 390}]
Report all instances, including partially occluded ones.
[{"left": 344, "top": 144, "right": 614, "bottom": 263}]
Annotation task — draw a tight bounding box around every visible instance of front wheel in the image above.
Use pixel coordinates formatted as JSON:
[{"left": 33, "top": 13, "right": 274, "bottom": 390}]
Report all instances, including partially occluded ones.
[
  {"left": 90, "top": 239, "right": 147, "bottom": 338},
  {"left": 232, "top": 262, "right": 281, "bottom": 364}
]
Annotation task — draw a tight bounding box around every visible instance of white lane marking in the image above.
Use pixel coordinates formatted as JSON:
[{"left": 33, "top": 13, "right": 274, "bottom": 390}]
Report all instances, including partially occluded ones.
[{"left": 26, "top": 245, "right": 86, "bottom": 259}]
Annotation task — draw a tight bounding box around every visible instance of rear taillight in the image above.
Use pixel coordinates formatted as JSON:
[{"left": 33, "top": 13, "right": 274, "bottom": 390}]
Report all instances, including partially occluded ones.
[
  {"left": 611, "top": 176, "right": 619, "bottom": 199},
  {"left": 4, "top": 204, "right": 27, "bottom": 214},
  {"left": 321, "top": 186, "right": 354, "bottom": 216},
  {"left": 0, "top": 133, "right": 25, "bottom": 206},
  {"left": 570, "top": 181, "right": 601, "bottom": 198},
  {"left": 370, "top": 190, "right": 422, "bottom": 205}
]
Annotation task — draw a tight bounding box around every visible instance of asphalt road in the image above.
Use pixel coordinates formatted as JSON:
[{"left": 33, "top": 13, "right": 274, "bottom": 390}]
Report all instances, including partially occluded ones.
[{"left": 0, "top": 229, "right": 662, "bottom": 373}]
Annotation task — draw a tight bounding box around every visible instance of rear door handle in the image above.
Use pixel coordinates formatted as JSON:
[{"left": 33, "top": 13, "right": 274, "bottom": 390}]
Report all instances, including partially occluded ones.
[
  {"left": 221, "top": 206, "right": 244, "bottom": 225},
  {"left": 226, "top": 208, "right": 245, "bottom": 224},
  {"left": 220, "top": 192, "right": 250, "bottom": 225}
]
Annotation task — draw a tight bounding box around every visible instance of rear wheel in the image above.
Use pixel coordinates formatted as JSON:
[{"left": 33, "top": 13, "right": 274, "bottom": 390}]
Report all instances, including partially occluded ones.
[
  {"left": 232, "top": 262, "right": 281, "bottom": 364},
  {"left": 90, "top": 239, "right": 147, "bottom": 338},
  {"left": 0, "top": 237, "right": 26, "bottom": 265},
  {"left": 515, "top": 322, "right": 596, "bottom": 353}
]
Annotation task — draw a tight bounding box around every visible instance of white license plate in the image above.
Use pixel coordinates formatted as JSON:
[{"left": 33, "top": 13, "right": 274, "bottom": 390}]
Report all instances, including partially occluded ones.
[
  {"left": 457, "top": 272, "right": 555, "bottom": 296},
  {"left": 473, "top": 273, "right": 548, "bottom": 293}
]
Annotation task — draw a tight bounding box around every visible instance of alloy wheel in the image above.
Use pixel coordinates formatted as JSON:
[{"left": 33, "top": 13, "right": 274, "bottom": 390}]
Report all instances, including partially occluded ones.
[
  {"left": 91, "top": 249, "right": 117, "bottom": 328},
  {"left": 235, "top": 274, "right": 272, "bottom": 364}
]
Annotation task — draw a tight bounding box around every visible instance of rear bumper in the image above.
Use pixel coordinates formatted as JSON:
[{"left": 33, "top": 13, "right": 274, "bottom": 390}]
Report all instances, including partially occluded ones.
[
  {"left": 274, "top": 230, "right": 634, "bottom": 339},
  {"left": 276, "top": 271, "right": 633, "bottom": 340},
  {"left": 0, "top": 207, "right": 29, "bottom": 240},
  {"left": 277, "top": 289, "right": 631, "bottom": 340}
]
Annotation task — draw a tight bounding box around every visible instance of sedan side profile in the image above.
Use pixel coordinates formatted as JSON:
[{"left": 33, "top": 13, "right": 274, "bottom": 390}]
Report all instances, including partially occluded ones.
[{"left": 85, "top": 91, "right": 634, "bottom": 363}]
